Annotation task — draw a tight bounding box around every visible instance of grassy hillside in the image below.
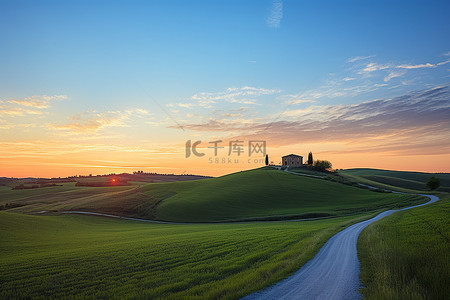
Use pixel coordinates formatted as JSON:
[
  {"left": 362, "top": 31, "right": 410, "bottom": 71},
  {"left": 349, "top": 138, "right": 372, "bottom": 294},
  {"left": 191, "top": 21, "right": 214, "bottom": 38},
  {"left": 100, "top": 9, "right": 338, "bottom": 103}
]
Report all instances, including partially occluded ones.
[
  {"left": 358, "top": 195, "right": 449, "bottom": 299},
  {"left": 1, "top": 211, "right": 370, "bottom": 299},
  {"left": 340, "top": 168, "right": 450, "bottom": 192},
  {"left": 1, "top": 168, "right": 425, "bottom": 222},
  {"left": 150, "top": 169, "right": 425, "bottom": 222}
]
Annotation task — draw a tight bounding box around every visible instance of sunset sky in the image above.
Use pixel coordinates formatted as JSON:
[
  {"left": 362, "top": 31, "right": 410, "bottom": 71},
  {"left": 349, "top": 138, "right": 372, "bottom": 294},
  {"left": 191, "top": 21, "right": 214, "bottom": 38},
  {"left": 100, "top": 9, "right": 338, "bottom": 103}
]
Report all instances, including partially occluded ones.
[{"left": 1, "top": 0, "right": 449, "bottom": 177}]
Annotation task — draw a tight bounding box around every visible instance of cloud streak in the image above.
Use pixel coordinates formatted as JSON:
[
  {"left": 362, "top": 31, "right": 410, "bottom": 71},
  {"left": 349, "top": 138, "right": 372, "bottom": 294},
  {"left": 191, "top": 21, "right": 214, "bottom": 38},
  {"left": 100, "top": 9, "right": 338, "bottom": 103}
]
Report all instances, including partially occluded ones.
[
  {"left": 0, "top": 94, "right": 68, "bottom": 119},
  {"left": 47, "top": 109, "right": 149, "bottom": 134},
  {"left": 266, "top": 0, "right": 283, "bottom": 28},
  {"left": 348, "top": 55, "right": 376, "bottom": 63},
  {"left": 169, "top": 86, "right": 279, "bottom": 109},
  {"left": 9, "top": 95, "right": 68, "bottom": 108}
]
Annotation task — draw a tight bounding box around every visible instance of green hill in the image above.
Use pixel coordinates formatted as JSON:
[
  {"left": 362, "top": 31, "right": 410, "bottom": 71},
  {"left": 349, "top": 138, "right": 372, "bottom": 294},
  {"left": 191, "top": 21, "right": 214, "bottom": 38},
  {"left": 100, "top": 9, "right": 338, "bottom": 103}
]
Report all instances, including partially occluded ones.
[
  {"left": 0, "top": 168, "right": 426, "bottom": 222},
  {"left": 147, "top": 168, "right": 423, "bottom": 222},
  {"left": 340, "top": 168, "right": 450, "bottom": 192}
]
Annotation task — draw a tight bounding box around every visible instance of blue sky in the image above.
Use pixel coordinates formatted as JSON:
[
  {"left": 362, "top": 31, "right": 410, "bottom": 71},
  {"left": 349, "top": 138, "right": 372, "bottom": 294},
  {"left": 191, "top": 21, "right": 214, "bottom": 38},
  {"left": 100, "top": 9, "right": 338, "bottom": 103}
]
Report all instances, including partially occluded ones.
[
  {"left": 0, "top": 0, "right": 449, "bottom": 176},
  {"left": 2, "top": 0, "right": 449, "bottom": 103}
]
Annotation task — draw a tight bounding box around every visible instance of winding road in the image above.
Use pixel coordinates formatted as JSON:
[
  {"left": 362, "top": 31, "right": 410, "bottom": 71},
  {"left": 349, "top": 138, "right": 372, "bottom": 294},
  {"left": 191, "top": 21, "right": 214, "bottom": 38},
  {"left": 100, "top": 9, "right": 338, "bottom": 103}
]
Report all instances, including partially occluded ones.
[{"left": 242, "top": 193, "right": 439, "bottom": 300}]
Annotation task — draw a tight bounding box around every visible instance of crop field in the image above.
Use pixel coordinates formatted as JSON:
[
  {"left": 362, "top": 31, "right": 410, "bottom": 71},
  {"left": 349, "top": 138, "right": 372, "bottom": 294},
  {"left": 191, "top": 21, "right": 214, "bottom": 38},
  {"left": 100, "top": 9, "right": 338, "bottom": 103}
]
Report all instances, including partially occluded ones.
[
  {"left": 358, "top": 194, "right": 449, "bottom": 299},
  {"left": 1, "top": 211, "right": 371, "bottom": 299},
  {"left": 0, "top": 169, "right": 426, "bottom": 222}
]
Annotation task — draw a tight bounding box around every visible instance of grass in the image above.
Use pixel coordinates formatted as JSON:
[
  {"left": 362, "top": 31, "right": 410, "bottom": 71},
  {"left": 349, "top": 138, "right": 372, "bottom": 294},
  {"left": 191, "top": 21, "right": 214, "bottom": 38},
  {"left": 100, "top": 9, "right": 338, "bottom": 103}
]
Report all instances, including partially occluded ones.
[
  {"left": 357, "top": 195, "right": 450, "bottom": 299},
  {"left": 1, "top": 167, "right": 444, "bottom": 298},
  {"left": 340, "top": 168, "right": 450, "bottom": 192},
  {"left": 352, "top": 168, "right": 449, "bottom": 299},
  {"left": 0, "top": 168, "right": 425, "bottom": 222},
  {"left": 150, "top": 169, "right": 425, "bottom": 222},
  {"left": 0, "top": 183, "right": 82, "bottom": 202},
  {"left": 284, "top": 167, "right": 327, "bottom": 177},
  {"left": 1, "top": 211, "right": 372, "bottom": 299}
]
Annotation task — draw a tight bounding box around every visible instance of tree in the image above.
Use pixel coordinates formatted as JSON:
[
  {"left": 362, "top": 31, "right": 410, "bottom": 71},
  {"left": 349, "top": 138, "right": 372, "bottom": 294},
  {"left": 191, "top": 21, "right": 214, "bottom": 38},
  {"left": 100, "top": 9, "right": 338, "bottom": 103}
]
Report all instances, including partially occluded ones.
[
  {"left": 307, "top": 152, "right": 313, "bottom": 165},
  {"left": 426, "top": 176, "right": 440, "bottom": 190},
  {"left": 314, "top": 160, "right": 332, "bottom": 171},
  {"left": 265, "top": 154, "right": 269, "bottom": 166}
]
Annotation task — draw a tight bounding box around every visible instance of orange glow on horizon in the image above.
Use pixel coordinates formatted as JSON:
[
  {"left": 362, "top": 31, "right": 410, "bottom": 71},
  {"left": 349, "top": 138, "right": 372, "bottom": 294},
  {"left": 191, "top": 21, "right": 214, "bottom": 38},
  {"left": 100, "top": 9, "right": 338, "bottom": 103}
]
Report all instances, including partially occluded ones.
[
  {"left": 0, "top": 139, "right": 448, "bottom": 178},
  {"left": 0, "top": 145, "right": 448, "bottom": 178}
]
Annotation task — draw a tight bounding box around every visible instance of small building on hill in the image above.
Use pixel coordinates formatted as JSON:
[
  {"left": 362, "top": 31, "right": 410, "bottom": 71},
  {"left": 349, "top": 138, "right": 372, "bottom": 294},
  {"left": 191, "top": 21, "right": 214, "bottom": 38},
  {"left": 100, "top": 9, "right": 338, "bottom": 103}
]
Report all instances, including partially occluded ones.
[{"left": 282, "top": 154, "right": 303, "bottom": 167}]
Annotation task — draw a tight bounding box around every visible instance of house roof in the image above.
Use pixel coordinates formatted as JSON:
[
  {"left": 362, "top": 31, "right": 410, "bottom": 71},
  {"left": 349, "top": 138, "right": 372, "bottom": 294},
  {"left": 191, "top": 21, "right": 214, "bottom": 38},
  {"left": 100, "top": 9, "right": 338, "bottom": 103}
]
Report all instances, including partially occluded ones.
[{"left": 282, "top": 154, "right": 303, "bottom": 158}]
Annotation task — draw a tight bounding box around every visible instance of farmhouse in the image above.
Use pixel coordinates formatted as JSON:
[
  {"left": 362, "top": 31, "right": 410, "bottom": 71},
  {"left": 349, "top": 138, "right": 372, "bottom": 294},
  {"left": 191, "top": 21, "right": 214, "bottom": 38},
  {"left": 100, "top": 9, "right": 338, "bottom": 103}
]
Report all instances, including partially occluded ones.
[{"left": 282, "top": 154, "right": 303, "bottom": 167}]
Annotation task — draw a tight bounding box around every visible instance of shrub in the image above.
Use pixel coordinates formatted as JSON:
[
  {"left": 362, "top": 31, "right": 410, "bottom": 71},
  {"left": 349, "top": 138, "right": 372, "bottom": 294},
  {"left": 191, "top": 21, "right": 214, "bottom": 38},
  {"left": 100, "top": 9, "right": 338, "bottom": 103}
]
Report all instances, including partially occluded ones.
[
  {"left": 426, "top": 176, "right": 440, "bottom": 190},
  {"left": 313, "top": 160, "right": 332, "bottom": 171}
]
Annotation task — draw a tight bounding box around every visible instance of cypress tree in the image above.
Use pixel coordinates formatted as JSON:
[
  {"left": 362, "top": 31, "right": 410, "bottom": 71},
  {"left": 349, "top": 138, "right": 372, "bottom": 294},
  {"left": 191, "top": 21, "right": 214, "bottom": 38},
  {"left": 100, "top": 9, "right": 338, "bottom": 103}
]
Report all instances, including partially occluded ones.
[{"left": 308, "top": 152, "right": 313, "bottom": 165}]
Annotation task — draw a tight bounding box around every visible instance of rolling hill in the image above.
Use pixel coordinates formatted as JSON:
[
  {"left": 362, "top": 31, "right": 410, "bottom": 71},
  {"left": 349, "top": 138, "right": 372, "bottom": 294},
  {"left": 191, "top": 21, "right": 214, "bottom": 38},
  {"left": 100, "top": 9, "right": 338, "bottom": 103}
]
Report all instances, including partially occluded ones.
[
  {"left": 340, "top": 168, "right": 450, "bottom": 192},
  {"left": 1, "top": 168, "right": 427, "bottom": 222},
  {"left": 150, "top": 168, "right": 425, "bottom": 222}
]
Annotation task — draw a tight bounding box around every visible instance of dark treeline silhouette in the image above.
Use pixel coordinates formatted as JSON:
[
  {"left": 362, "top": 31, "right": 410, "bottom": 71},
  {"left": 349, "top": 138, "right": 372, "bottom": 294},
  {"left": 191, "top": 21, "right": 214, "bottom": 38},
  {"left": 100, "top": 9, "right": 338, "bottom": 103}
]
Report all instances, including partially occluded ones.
[
  {"left": 75, "top": 180, "right": 130, "bottom": 187},
  {"left": 13, "top": 183, "right": 61, "bottom": 190}
]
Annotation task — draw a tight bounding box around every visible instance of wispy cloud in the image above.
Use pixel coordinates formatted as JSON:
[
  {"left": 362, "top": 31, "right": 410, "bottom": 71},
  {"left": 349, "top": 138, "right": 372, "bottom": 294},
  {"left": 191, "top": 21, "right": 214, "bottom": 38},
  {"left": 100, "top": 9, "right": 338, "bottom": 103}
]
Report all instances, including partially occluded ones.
[
  {"left": 396, "top": 63, "right": 436, "bottom": 69},
  {"left": 351, "top": 56, "right": 450, "bottom": 84},
  {"left": 47, "top": 109, "right": 149, "bottom": 134},
  {"left": 169, "top": 86, "right": 280, "bottom": 109},
  {"left": 266, "top": 0, "right": 283, "bottom": 28},
  {"left": 0, "top": 119, "right": 14, "bottom": 129},
  {"left": 361, "top": 62, "right": 391, "bottom": 73},
  {"left": 0, "top": 106, "right": 44, "bottom": 117},
  {"left": 348, "top": 55, "right": 375, "bottom": 63},
  {"left": 278, "top": 79, "right": 387, "bottom": 106},
  {"left": 0, "top": 94, "right": 67, "bottom": 118},
  {"left": 384, "top": 70, "right": 406, "bottom": 82},
  {"left": 437, "top": 59, "right": 450, "bottom": 66},
  {"left": 359, "top": 59, "right": 448, "bottom": 74},
  {"left": 9, "top": 94, "right": 67, "bottom": 108}
]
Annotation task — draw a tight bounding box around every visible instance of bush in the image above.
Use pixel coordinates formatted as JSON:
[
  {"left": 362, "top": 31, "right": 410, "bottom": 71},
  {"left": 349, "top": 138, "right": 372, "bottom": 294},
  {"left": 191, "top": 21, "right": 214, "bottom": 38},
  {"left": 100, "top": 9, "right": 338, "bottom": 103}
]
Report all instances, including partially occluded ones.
[
  {"left": 313, "top": 160, "right": 332, "bottom": 171},
  {"left": 426, "top": 176, "right": 440, "bottom": 190}
]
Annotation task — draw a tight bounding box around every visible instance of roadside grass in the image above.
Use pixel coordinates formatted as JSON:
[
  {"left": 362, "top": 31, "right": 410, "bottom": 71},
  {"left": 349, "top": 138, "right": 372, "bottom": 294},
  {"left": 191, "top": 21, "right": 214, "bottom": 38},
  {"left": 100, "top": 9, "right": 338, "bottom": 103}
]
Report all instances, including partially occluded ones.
[
  {"left": 1, "top": 211, "right": 372, "bottom": 299},
  {"left": 0, "top": 168, "right": 425, "bottom": 222},
  {"left": 357, "top": 194, "right": 450, "bottom": 299}
]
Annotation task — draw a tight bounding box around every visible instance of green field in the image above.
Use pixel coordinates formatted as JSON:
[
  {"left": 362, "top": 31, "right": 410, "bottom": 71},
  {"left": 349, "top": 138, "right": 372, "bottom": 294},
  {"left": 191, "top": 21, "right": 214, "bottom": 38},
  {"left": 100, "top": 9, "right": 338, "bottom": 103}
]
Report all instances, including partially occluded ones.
[
  {"left": 1, "top": 211, "right": 371, "bottom": 299},
  {"left": 1, "top": 168, "right": 426, "bottom": 222},
  {"left": 1, "top": 167, "right": 445, "bottom": 299},
  {"left": 340, "top": 168, "right": 450, "bottom": 192},
  {"left": 349, "top": 168, "right": 449, "bottom": 299},
  {"left": 358, "top": 195, "right": 449, "bottom": 299},
  {"left": 152, "top": 169, "right": 426, "bottom": 222}
]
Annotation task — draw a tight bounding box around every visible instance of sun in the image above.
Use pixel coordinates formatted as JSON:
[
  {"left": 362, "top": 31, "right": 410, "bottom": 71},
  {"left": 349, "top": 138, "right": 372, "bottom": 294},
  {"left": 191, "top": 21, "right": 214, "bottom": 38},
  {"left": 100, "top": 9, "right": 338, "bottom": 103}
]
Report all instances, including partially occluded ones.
[{"left": 112, "top": 178, "right": 116, "bottom": 182}]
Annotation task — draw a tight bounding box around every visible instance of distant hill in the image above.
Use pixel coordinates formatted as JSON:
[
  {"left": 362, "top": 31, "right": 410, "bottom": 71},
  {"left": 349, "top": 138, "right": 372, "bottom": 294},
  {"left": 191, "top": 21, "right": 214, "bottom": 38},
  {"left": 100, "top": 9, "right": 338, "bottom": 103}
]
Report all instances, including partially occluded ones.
[
  {"left": 340, "top": 168, "right": 450, "bottom": 192},
  {"left": 0, "top": 172, "right": 211, "bottom": 188}
]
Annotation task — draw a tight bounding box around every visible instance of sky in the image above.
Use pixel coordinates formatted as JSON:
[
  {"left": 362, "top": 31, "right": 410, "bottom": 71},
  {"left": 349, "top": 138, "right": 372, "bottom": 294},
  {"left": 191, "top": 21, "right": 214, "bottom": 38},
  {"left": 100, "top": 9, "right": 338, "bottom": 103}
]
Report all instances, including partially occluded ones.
[{"left": 0, "top": 0, "right": 449, "bottom": 177}]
